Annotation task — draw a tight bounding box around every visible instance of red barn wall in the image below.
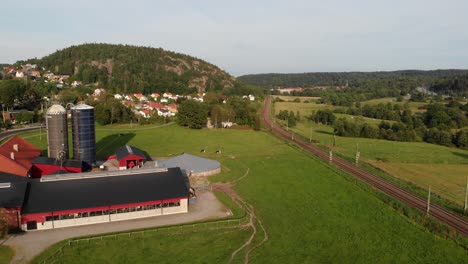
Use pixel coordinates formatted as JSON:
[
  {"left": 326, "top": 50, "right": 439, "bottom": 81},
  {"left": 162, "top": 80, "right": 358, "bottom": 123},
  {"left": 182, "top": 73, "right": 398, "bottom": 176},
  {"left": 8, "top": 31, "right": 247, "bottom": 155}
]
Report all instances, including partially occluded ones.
[
  {"left": 31, "top": 164, "right": 82, "bottom": 178},
  {"left": 118, "top": 154, "right": 145, "bottom": 168}
]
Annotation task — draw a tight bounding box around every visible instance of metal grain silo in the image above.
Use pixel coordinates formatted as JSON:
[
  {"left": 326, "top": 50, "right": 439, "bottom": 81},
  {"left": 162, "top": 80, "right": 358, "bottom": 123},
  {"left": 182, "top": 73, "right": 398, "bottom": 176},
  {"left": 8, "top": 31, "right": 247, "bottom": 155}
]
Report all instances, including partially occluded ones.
[
  {"left": 46, "top": 104, "right": 69, "bottom": 159},
  {"left": 71, "top": 104, "right": 96, "bottom": 165}
]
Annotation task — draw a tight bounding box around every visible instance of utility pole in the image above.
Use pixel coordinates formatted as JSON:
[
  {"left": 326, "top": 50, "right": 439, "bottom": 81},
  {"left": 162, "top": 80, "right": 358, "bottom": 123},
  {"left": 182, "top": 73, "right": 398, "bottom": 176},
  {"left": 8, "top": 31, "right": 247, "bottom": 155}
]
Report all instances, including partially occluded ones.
[
  {"left": 464, "top": 176, "right": 468, "bottom": 213},
  {"left": 309, "top": 124, "right": 312, "bottom": 143},
  {"left": 329, "top": 150, "right": 333, "bottom": 163},
  {"left": 427, "top": 186, "right": 431, "bottom": 214},
  {"left": 355, "top": 143, "right": 360, "bottom": 165}
]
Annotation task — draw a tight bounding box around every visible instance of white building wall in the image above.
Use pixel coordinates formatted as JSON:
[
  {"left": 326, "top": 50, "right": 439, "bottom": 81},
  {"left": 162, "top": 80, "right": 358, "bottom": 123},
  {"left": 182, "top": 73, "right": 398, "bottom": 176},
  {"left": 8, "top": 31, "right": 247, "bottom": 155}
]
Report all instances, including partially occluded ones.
[{"left": 22, "top": 198, "right": 188, "bottom": 231}]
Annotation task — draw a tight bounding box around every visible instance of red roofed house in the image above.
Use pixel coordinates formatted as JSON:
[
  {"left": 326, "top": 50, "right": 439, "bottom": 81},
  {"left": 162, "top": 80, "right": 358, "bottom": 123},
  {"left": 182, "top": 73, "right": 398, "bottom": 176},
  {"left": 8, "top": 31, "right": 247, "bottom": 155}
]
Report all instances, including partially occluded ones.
[
  {"left": 150, "top": 93, "right": 160, "bottom": 99},
  {"left": 134, "top": 93, "right": 148, "bottom": 102},
  {"left": 0, "top": 136, "right": 41, "bottom": 176},
  {"left": 147, "top": 102, "right": 164, "bottom": 110},
  {"left": 139, "top": 109, "right": 152, "bottom": 118}
]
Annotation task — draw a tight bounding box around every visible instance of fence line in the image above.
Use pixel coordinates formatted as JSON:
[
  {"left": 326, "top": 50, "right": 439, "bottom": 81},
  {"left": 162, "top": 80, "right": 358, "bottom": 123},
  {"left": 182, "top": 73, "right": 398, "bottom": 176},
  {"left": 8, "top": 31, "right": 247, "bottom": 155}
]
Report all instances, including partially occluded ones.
[{"left": 41, "top": 216, "right": 247, "bottom": 264}]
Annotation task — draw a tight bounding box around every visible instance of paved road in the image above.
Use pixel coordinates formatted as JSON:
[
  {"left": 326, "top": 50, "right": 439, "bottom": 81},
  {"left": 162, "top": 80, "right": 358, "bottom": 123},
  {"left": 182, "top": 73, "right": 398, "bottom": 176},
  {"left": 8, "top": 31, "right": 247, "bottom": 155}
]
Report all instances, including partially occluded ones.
[
  {"left": 0, "top": 126, "right": 42, "bottom": 141},
  {"left": 3, "top": 191, "right": 229, "bottom": 264}
]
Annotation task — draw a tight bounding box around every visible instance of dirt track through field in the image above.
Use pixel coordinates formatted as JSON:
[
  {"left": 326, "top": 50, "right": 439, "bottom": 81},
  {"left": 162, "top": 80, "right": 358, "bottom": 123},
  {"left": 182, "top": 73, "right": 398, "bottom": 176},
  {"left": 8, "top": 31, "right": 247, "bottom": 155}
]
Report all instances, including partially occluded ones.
[{"left": 213, "top": 168, "right": 269, "bottom": 264}]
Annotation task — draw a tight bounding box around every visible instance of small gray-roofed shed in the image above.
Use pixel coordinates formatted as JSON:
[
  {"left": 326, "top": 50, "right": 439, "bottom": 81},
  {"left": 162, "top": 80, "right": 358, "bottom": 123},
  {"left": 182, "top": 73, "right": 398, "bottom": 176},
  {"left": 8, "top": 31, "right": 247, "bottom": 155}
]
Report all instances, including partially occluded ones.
[{"left": 158, "top": 153, "right": 221, "bottom": 176}]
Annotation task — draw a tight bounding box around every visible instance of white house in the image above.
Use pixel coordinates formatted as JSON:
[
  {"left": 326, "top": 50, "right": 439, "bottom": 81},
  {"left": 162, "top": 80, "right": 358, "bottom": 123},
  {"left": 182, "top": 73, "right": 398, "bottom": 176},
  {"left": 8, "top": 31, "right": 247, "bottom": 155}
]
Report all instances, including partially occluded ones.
[
  {"left": 93, "top": 88, "right": 106, "bottom": 97},
  {"left": 114, "top": 94, "right": 123, "bottom": 100},
  {"left": 15, "top": 71, "right": 24, "bottom": 78}
]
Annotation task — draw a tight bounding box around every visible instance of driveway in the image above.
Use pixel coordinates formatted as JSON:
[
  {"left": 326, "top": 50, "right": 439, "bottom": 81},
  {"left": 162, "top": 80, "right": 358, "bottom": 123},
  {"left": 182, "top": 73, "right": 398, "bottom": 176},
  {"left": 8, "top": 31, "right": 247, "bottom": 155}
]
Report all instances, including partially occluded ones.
[{"left": 3, "top": 191, "right": 228, "bottom": 263}]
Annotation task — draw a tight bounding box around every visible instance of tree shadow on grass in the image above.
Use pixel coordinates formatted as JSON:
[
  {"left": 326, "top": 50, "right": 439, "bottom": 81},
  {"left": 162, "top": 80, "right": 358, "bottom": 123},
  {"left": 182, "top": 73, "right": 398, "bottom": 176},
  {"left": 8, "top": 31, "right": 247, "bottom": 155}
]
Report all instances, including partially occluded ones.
[
  {"left": 96, "top": 133, "right": 135, "bottom": 159},
  {"left": 451, "top": 151, "right": 468, "bottom": 160},
  {"left": 315, "top": 130, "right": 334, "bottom": 135}
]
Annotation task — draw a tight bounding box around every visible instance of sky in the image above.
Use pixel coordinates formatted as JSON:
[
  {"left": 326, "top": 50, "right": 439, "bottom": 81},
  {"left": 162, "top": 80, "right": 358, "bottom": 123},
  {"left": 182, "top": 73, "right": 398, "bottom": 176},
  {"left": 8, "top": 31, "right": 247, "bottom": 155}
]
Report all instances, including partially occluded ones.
[{"left": 1, "top": 0, "right": 468, "bottom": 76}]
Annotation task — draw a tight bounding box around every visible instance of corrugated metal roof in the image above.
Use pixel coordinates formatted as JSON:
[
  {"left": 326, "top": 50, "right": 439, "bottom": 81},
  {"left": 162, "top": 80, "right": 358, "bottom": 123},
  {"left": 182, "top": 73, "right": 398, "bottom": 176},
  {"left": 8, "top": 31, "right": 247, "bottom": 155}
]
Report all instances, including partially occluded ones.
[
  {"left": 71, "top": 104, "right": 93, "bottom": 110},
  {"left": 158, "top": 153, "right": 220, "bottom": 173},
  {"left": 46, "top": 104, "right": 66, "bottom": 115},
  {"left": 22, "top": 167, "right": 188, "bottom": 214}
]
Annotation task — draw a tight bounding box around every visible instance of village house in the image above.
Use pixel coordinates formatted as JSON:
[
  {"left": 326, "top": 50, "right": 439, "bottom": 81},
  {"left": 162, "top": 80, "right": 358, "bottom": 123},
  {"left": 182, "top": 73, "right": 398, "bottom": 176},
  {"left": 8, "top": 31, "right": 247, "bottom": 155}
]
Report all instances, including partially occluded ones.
[
  {"left": 15, "top": 71, "right": 24, "bottom": 78},
  {"left": 146, "top": 102, "right": 165, "bottom": 111},
  {"left": 138, "top": 109, "right": 152, "bottom": 118},
  {"left": 134, "top": 93, "right": 148, "bottom": 102},
  {"left": 92, "top": 88, "right": 106, "bottom": 98}
]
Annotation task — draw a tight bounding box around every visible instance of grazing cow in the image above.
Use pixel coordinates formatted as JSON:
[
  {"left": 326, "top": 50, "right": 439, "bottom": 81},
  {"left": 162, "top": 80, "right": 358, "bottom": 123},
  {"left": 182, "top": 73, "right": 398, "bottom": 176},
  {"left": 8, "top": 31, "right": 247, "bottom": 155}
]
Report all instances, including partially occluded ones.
[
  {"left": 200, "top": 149, "right": 206, "bottom": 153},
  {"left": 216, "top": 150, "right": 221, "bottom": 154}
]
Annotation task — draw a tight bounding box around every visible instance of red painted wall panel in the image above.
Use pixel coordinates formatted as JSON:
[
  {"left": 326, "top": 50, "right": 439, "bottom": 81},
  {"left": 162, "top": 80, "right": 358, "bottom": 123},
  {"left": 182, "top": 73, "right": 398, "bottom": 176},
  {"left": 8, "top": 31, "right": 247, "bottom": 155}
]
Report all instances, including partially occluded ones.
[
  {"left": 118, "top": 154, "right": 145, "bottom": 167},
  {"left": 31, "top": 164, "right": 82, "bottom": 178}
]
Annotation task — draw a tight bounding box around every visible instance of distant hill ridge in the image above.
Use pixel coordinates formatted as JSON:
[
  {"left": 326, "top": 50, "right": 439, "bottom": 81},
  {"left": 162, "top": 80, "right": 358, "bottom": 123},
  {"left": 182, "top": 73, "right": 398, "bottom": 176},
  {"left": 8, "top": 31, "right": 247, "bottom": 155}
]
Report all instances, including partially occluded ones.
[
  {"left": 238, "top": 70, "right": 468, "bottom": 89},
  {"left": 25, "top": 43, "right": 235, "bottom": 94}
]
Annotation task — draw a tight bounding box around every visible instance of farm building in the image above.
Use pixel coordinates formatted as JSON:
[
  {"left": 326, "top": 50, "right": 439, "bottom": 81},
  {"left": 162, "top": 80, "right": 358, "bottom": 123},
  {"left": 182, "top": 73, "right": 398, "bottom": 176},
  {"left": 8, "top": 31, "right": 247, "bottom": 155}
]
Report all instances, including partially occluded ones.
[
  {"left": 0, "top": 167, "right": 189, "bottom": 231},
  {"left": 0, "top": 136, "right": 41, "bottom": 177},
  {"left": 115, "top": 145, "right": 148, "bottom": 170},
  {"left": 0, "top": 180, "right": 28, "bottom": 229},
  {"left": 30, "top": 157, "right": 83, "bottom": 178},
  {"left": 158, "top": 153, "right": 221, "bottom": 176}
]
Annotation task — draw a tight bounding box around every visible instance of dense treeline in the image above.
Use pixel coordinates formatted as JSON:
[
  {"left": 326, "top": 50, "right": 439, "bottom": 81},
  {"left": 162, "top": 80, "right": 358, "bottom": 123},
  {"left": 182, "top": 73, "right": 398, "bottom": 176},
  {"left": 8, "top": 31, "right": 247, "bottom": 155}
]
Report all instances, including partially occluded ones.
[
  {"left": 24, "top": 43, "right": 236, "bottom": 95},
  {"left": 430, "top": 74, "right": 468, "bottom": 97},
  {"left": 241, "top": 70, "right": 468, "bottom": 101},
  {"left": 309, "top": 102, "right": 468, "bottom": 148},
  {"left": 239, "top": 70, "right": 468, "bottom": 89}
]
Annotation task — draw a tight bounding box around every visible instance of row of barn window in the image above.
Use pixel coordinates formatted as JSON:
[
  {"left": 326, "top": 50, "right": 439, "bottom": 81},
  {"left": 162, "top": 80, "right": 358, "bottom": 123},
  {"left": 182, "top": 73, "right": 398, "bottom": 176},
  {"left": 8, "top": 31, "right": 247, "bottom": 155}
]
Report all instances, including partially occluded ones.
[{"left": 44, "top": 202, "right": 181, "bottom": 221}]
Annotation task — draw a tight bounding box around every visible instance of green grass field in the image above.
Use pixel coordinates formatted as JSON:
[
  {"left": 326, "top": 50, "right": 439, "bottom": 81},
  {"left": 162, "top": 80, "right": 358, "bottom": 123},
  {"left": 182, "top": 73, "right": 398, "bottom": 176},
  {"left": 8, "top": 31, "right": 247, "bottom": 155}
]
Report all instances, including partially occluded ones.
[
  {"left": 25, "top": 124, "right": 467, "bottom": 263},
  {"left": 361, "top": 97, "right": 428, "bottom": 113},
  {"left": 0, "top": 246, "right": 14, "bottom": 264},
  {"left": 274, "top": 101, "right": 468, "bottom": 205}
]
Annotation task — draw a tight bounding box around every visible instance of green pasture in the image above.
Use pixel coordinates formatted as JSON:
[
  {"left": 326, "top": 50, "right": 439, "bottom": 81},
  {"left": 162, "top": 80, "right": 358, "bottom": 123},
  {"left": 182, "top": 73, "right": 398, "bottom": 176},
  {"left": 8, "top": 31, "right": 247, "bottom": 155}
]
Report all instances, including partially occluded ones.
[
  {"left": 0, "top": 246, "right": 14, "bottom": 264},
  {"left": 274, "top": 101, "right": 468, "bottom": 205},
  {"left": 362, "top": 98, "right": 428, "bottom": 113},
  {"left": 274, "top": 95, "right": 321, "bottom": 102},
  {"left": 26, "top": 125, "right": 467, "bottom": 263}
]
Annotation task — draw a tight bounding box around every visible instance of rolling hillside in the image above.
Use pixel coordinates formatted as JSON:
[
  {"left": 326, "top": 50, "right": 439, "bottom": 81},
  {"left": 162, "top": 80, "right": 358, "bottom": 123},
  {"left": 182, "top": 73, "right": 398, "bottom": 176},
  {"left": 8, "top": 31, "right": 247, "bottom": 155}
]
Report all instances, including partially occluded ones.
[{"left": 26, "top": 43, "right": 236, "bottom": 94}]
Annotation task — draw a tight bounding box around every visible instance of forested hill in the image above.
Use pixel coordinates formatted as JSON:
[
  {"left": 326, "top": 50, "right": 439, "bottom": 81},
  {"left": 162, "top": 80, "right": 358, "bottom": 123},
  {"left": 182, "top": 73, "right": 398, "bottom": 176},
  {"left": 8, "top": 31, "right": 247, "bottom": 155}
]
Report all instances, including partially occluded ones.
[
  {"left": 238, "top": 70, "right": 468, "bottom": 91},
  {"left": 25, "top": 43, "right": 235, "bottom": 94}
]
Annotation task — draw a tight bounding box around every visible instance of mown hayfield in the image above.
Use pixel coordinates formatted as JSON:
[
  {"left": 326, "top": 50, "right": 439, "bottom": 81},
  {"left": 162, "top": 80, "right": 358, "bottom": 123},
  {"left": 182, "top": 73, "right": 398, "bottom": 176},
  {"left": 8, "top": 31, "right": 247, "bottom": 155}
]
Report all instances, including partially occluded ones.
[
  {"left": 362, "top": 98, "right": 428, "bottom": 113},
  {"left": 274, "top": 95, "right": 321, "bottom": 102},
  {"left": 26, "top": 125, "right": 467, "bottom": 263},
  {"left": 274, "top": 101, "right": 468, "bottom": 205}
]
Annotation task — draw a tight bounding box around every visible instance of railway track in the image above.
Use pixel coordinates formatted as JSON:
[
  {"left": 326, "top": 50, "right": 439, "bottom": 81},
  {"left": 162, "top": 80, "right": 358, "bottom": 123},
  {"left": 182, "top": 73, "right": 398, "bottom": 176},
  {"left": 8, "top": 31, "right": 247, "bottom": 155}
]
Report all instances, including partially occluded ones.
[{"left": 263, "top": 96, "right": 468, "bottom": 237}]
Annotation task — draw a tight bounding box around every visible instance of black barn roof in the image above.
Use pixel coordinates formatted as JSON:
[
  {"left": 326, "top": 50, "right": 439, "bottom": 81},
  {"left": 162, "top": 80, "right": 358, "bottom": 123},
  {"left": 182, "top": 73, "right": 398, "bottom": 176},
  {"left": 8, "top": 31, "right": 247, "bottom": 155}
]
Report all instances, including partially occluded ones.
[
  {"left": 116, "top": 145, "right": 147, "bottom": 160},
  {"left": 21, "top": 167, "right": 188, "bottom": 214},
  {"left": 33, "top": 156, "right": 82, "bottom": 168},
  {"left": 0, "top": 182, "right": 28, "bottom": 208}
]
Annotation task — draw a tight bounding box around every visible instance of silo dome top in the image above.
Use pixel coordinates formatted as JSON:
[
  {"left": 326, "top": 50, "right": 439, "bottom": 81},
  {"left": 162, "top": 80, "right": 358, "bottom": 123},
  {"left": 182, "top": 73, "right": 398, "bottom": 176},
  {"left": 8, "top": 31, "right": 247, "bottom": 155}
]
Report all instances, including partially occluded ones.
[
  {"left": 46, "top": 104, "right": 67, "bottom": 115},
  {"left": 72, "top": 104, "right": 94, "bottom": 110}
]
